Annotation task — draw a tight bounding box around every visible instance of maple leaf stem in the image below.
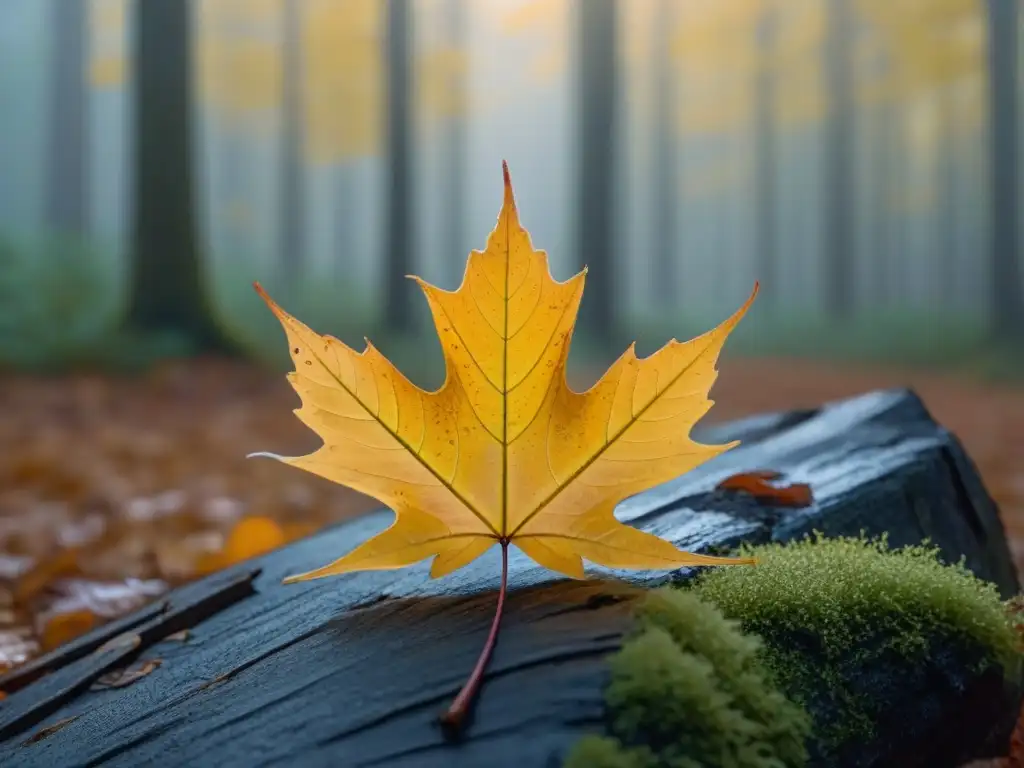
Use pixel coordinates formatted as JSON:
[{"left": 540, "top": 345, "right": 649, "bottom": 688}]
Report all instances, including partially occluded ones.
[{"left": 439, "top": 540, "right": 509, "bottom": 737}]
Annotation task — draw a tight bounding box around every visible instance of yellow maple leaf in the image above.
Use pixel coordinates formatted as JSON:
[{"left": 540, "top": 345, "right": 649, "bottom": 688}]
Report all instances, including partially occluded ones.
[{"left": 253, "top": 162, "right": 757, "bottom": 730}]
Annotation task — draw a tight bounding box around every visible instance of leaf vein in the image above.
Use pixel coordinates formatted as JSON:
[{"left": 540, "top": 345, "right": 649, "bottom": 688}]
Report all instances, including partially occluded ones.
[{"left": 302, "top": 336, "right": 500, "bottom": 537}]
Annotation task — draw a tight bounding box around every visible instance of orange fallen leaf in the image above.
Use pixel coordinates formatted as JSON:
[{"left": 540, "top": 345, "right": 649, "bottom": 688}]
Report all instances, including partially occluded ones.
[
  {"left": 222, "top": 517, "right": 287, "bottom": 564},
  {"left": 91, "top": 658, "right": 161, "bottom": 690},
  {"left": 253, "top": 162, "right": 757, "bottom": 732},
  {"left": 14, "top": 549, "right": 81, "bottom": 605},
  {"left": 716, "top": 470, "right": 814, "bottom": 508},
  {"left": 193, "top": 517, "right": 288, "bottom": 575},
  {"left": 40, "top": 609, "right": 96, "bottom": 652}
]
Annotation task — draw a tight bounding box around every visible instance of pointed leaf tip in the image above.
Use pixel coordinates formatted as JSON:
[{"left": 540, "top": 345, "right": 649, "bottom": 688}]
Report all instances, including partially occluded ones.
[
  {"left": 253, "top": 281, "right": 275, "bottom": 307},
  {"left": 502, "top": 160, "right": 514, "bottom": 206}
]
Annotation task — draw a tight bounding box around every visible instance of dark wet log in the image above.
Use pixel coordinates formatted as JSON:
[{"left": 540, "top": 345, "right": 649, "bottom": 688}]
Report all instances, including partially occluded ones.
[{"left": 0, "top": 389, "right": 1016, "bottom": 767}]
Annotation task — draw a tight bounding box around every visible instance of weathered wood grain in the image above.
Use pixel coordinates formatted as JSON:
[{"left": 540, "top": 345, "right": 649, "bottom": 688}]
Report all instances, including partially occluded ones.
[{"left": 0, "top": 389, "right": 1015, "bottom": 768}]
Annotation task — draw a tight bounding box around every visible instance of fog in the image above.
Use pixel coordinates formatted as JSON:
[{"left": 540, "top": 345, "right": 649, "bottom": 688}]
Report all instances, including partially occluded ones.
[{"left": 0, "top": 0, "right": 1021, "bottom": 373}]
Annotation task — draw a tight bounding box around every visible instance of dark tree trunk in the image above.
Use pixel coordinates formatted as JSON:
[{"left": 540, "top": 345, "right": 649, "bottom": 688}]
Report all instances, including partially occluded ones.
[
  {"left": 46, "top": 0, "right": 88, "bottom": 235},
  {"left": 125, "top": 0, "right": 228, "bottom": 349},
  {"left": 651, "top": 0, "right": 676, "bottom": 309},
  {"left": 822, "top": 0, "right": 855, "bottom": 318},
  {"left": 754, "top": 7, "right": 778, "bottom": 308},
  {"left": 442, "top": 0, "right": 467, "bottom": 289},
  {"left": 383, "top": 0, "right": 415, "bottom": 332},
  {"left": 576, "top": 0, "right": 618, "bottom": 343},
  {"left": 280, "top": 0, "right": 305, "bottom": 289},
  {"left": 985, "top": 0, "right": 1023, "bottom": 341}
]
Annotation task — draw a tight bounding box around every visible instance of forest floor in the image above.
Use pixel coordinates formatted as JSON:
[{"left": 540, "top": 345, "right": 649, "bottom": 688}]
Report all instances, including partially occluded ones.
[{"left": 1, "top": 354, "right": 1023, "bottom": 757}]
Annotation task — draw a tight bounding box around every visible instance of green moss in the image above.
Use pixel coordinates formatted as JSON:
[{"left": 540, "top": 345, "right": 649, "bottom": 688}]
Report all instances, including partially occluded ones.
[
  {"left": 691, "top": 533, "right": 1022, "bottom": 749},
  {"left": 569, "top": 534, "right": 1022, "bottom": 767},
  {"left": 565, "top": 589, "right": 811, "bottom": 768},
  {"left": 566, "top": 737, "right": 660, "bottom": 768}
]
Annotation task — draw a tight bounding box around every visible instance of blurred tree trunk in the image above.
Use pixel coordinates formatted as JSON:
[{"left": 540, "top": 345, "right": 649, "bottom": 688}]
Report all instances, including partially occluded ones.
[
  {"left": 870, "top": 100, "right": 893, "bottom": 306},
  {"left": 333, "top": 165, "right": 355, "bottom": 281},
  {"left": 822, "top": 0, "right": 855, "bottom": 318},
  {"left": 888, "top": 107, "right": 908, "bottom": 305},
  {"left": 651, "top": 0, "right": 676, "bottom": 309},
  {"left": 46, "top": 0, "right": 88, "bottom": 235},
  {"left": 384, "top": 0, "right": 414, "bottom": 332},
  {"left": 985, "top": 0, "right": 1023, "bottom": 341},
  {"left": 442, "top": 0, "right": 466, "bottom": 289},
  {"left": 576, "top": 0, "right": 618, "bottom": 343},
  {"left": 754, "top": 5, "right": 778, "bottom": 308},
  {"left": 280, "top": 0, "right": 305, "bottom": 289},
  {"left": 937, "top": 85, "right": 958, "bottom": 307},
  {"left": 125, "top": 0, "right": 228, "bottom": 350}
]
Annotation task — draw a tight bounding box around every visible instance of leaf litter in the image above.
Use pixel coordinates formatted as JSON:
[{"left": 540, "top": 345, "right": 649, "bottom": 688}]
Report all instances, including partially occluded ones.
[{"left": 0, "top": 356, "right": 378, "bottom": 674}]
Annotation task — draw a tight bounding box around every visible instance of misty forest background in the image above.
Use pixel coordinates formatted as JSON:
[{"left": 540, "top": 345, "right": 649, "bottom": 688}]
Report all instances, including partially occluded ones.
[
  {"left": 3, "top": 0, "right": 1024, "bottom": 675},
  {"left": 0, "top": 0, "right": 1023, "bottom": 381}
]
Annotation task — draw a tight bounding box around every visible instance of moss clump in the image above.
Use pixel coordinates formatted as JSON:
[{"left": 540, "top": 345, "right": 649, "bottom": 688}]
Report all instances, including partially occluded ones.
[
  {"left": 691, "top": 533, "right": 1022, "bottom": 751},
  {"left": 565, "top": 589, "right": 811, "bottom": 768}
]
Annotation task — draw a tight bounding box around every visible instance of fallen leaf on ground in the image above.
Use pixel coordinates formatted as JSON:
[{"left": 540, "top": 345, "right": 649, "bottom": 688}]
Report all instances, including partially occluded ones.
[
  {"left": 253, "top": 162, "right": 757, "bottom": 731},
  {"left": 40, "top": 609, "right": 96, "bottom": 651},
  {"left": 35, "top": 577, "right": 167, "bottom": 651},
  {"left": 222, "top": 517, "right": 286, "bottom": 563},
  {"left": 14, "top": 549, "right": 81, "bottom": 605},
  {"left": 194, "top": 516, "right": 288, "bottom": 574},
  {"left": 91, "top": 658, "right": 161, "bottom": 690},
  {"left": 44, "top": 577, "right": 167, "bottom": 620},
  {"left": 716, "top": 470, "right": 814, "bottom": 507},
  {"left": 0, "top": 354, "right": 379, "bottom": 673},
  {"left": 0, "top": 628, "right": 39, "bottom": 671},
  {"left": 163, "top": 629, "right": 189, "bottom": 643}
]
